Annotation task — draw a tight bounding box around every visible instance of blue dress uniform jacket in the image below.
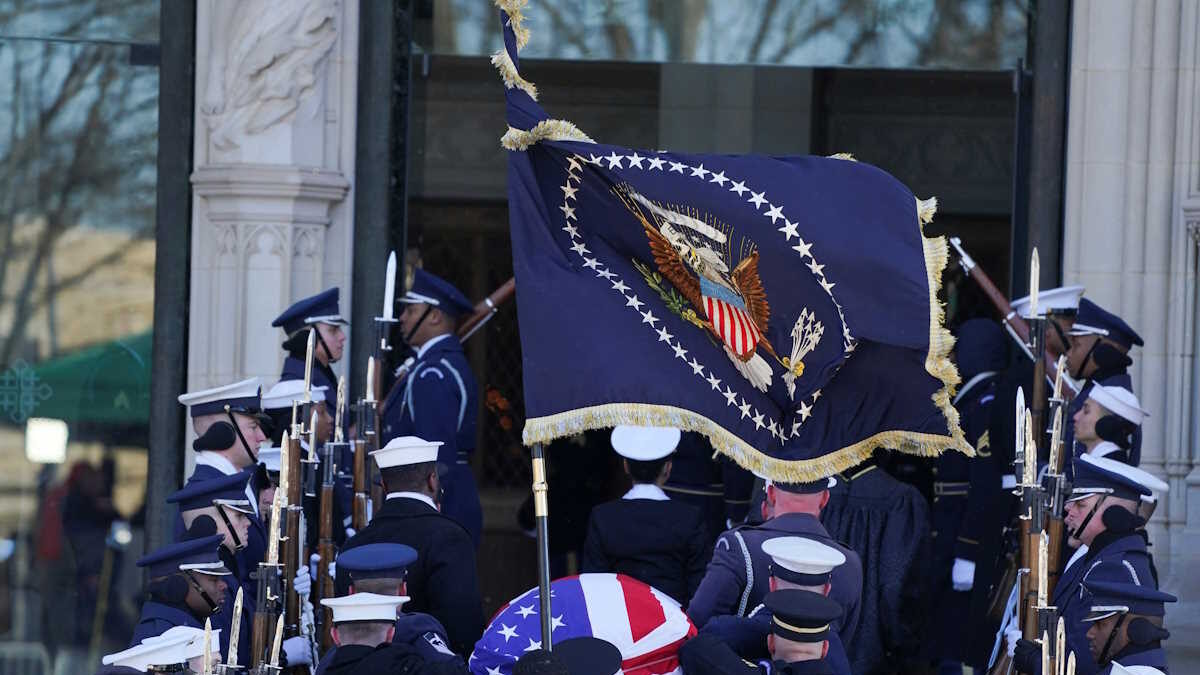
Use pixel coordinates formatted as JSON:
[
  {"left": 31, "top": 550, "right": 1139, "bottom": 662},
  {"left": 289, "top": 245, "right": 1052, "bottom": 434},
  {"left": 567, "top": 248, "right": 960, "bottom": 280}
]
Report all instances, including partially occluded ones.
[
  {"left": 1055, "top": 532, "right": 1157, "bottom": 675},
  {"left": 701, "top": 607, "right": 851, "bottom": 675},
  {"left": 1101, "top": 645, "right": 1169, "bottom": 674},
  {"left": 380, "top": 335, "right": 482, "bottom": 547},
  {"left": 341, "top": 496, "right": 484, "bottom": 655},
  {"left": 581, "top": 495, "right": 710, "bottom": 606},
  {"left": 322, "top": 643, "right": 470, "bottom": 675},
  {"left": 315, "top": 613, "right": 459, "bottom": 675},
  {"left": 687, "top": 513, "right": 862, "bottom": 648},
  {"left": 129, "top": 600, "right": 201, "bottom": 645},
  {"left": 679, "top": 633, "right": 836, "bottom": 675}
]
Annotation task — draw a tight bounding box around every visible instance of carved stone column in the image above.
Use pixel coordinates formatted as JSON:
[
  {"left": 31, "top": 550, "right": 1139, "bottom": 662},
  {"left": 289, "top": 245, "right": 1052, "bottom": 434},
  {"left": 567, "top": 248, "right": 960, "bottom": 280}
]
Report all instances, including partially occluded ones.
[
  {"left": 187, "top": 0, "right": 358, "bottom": 405},
  {"left": 1063, "top": 0, "right": 1199, "bottom": 571}
]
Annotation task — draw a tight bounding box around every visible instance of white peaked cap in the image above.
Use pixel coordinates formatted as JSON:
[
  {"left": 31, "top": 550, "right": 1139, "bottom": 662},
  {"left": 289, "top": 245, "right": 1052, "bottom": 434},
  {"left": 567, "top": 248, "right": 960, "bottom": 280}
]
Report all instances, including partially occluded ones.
[
  {"left": 103, "top": 626, "right": 217, "bottom": 669},
  {"left": 177, "top": 377, "right": 261, "bottom": 408},
  {"left": 1112, "top": 665, "right": 1166, "bottom": 675},
  {"left": 1116, "top": 463, "right": 1169, "bottom": 504},
  {"left": 611, "top": 425, "right": 682, "bottom": 461},
  {"left": 1088, "top": 384, "right": 1149, "bottom": 426},
  {"left": 1011, "top": 285, "right": 1085, "bottom": 317},
  {"left": 261, "top": 379, "right": 327, "bottom": 409},
  {"left": 371, "top": 436, "right": 442, "bottom": 469},
  {"left": 321, "top": 592, "right": 409, "bottom": 623},
  {"left": 761, "top": 536, "right": 846, "bottom": 576}
]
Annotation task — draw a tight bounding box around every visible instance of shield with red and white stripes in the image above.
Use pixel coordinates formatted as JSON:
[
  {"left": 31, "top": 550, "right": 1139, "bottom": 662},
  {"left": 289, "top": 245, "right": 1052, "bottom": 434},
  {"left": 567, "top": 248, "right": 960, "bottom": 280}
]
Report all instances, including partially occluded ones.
[{"left": 700, "top": 280, "right": 761, "bottom": 358}]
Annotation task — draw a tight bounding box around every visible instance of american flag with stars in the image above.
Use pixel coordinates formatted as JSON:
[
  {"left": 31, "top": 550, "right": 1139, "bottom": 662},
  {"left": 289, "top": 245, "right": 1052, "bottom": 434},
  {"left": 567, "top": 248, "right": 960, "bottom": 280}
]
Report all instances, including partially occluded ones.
[{"left": 469, "top": 574, "right": 695, "bottom": 675}]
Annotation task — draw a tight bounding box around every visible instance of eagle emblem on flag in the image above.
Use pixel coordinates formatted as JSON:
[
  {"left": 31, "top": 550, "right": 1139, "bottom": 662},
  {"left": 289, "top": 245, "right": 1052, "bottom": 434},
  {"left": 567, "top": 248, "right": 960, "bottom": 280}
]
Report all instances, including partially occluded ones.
[{"left": 619, "top": 186, "right": 780, "bottom": 392}]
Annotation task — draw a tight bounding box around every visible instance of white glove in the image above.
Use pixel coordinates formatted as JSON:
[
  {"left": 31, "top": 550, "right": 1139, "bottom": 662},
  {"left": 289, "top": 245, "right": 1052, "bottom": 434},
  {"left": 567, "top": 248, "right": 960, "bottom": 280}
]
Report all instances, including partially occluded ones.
[
  {"left": 309, "top": 553, "right": 320, "bottom": 584},
  {"left": 951, "top": 558, "right": 976, "bottom": 591},
  {"left": 328, "top": 561, "right": 336, "bottom": 580},
  {"left": 293, "top": 567, "right": 312, "bottom": 596},
  {"left": 1005, "top": 625, "right": 1022, "bottom": 657},
  {"left": 345, "top": 527, "right": 356, "bottom": 539},
  {"left": 282, "top": 636, "right": 312, "bottom": 666}
]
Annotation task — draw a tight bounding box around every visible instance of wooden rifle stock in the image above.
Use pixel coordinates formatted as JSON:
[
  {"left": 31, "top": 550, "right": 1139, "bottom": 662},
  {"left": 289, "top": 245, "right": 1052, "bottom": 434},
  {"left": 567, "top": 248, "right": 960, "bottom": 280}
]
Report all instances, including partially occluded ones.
[
  {"left": 351, "top": 437, "right": 368, "bottom": 530},
  {"left": 949, "top": 238, "right": 1072, "bottom": 392},
  {"left": 250, "top": 608, "right": 271, "bottom": 669},
  {"left": 317, "top": 445, "right": 338, "bottom": 652},
  {"left": 457, "top": 277, "right": 516, "bottom": 338},
  {"left": 283, "top": 432, "right": 304, "bottom": 653}
]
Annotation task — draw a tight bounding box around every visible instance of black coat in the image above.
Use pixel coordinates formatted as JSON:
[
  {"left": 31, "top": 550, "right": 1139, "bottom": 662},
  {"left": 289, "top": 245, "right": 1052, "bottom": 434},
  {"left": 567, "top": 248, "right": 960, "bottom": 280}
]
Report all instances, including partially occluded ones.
[
  {"left": 341, "top": 496, "right": 484, "bottom": 655},
  {"left": 323, "top": 643, "right": 469, "bottom": 675},
  {"left": 679, "top": 633, "right": 836, "bottom": 675},
  {"left": 582, "top": 495, "right": 710, "bottom": 606}
]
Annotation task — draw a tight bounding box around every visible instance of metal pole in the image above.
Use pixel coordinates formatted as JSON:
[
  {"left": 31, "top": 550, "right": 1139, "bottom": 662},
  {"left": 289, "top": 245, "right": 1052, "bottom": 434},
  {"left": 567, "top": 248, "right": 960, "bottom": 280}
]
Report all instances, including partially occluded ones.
[{"left": 531, "top": 444, "right": 553, "bottom": 649}]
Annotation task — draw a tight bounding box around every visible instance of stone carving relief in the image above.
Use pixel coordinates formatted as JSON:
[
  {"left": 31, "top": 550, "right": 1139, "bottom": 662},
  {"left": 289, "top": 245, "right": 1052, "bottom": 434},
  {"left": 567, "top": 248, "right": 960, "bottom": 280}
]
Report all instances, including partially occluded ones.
[{"left": 200, "top": 0, "right": 339, "bottom": 152}]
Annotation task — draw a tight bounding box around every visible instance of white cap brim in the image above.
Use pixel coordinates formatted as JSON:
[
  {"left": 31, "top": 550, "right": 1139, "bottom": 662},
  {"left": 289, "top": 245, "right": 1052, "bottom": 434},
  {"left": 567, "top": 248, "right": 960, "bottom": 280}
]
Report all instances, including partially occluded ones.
[
  {"left": 611, "top": 425, "right": 682, "bottom": 461},
  {"left": 321, "top": 592, "right": 409, "bottom": 623},
  {"left": 371, "top": 436, "right": 442, "bottom": 469}
]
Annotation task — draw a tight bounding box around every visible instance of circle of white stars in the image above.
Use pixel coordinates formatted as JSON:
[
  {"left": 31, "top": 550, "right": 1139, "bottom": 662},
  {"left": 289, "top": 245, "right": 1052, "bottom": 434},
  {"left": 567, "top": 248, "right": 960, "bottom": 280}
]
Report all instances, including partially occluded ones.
[{"left": 565, "top": 151, "right": 857, "bottom": 442}]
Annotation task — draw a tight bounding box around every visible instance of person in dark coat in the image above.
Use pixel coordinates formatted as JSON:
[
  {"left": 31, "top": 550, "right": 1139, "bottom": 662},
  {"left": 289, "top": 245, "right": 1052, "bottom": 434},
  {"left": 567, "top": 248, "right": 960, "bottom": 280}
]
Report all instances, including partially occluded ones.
[
  {"left": 582, "top": 425, "right": 710, "bottom": 606},
  {"left": 1072, "top": 383, "right": 1148, "bottom": 466},
  {"left": 680, "top": 589, "right": 843, "bottom": 675},
  {"left": 662, "top": 432, "right": 755, "bottom": 546},
  {"left": 129, "top": 536, "right": 228, "bottom": 647},
  {"left": 175, "top": 377, "right": 270, "bottom": 575},
  {"left": 927, "top": 318, "right": 1007, "bottom": 672},
  {"left": 1080, "top": 571, "right": 1175, "bottom": 675},
  {"left": 1011, "top": 454, "right": 1157, "bottom": 675},
  {"left": 315, "top": 543, "right": 458, "bottom": 675},
  {"left": 340, "top": 436, "right": 484, "bottom": 655},
  {"left": 820, "top": 455, "right": 928, "bottom": 675},
  {"left": 380, "top": 269, "right": 483, "bottom": 547},
  {"left": 688, "top": 475, "right": 862, "bottom": 650},
  {"left": 1064, "top": 298, "right": 1144, "bottom": 465},
  {"left": 321, "top": 593, "right": 470, "bottom": 675},
  {"left": 701, "top": 536, "right": 852, "bottom": 675}
]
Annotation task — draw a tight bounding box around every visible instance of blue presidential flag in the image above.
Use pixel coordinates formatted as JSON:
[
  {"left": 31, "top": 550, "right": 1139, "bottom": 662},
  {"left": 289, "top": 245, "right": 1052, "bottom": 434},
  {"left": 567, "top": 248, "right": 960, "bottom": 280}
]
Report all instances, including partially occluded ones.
[{"left": 493, "top": 2, "right": 969, "bottom": 481}]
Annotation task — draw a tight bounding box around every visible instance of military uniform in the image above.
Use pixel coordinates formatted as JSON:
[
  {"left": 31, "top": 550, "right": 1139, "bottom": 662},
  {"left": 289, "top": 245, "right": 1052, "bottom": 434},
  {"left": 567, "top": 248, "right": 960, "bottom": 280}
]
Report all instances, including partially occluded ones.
[
  {"left": 1080, "top": 556, "right": 1176, "bottom": 675},
  {"left": 320, "top": 593, "right": 469, "bottom": 675},
  {"left": 1064, "top": 299, "right": 1144, "bottom": 466},
  {"left": 272, "top": 287, "right": 348, "bottom": 399},
  {"left": 129, "top": 601, "right": 202, "bottom": 645},
  {"left": 130, "top": 535, "right": 231, "bottom": 658},
  {"left": 688, "top": 510, "right": 862, "bottom": 646},
  {"left": 701, "top": 609, "right": 851, "bottom": 675},
  {"left": 342, "top": 495, "right": 484, "bottom": 654}
]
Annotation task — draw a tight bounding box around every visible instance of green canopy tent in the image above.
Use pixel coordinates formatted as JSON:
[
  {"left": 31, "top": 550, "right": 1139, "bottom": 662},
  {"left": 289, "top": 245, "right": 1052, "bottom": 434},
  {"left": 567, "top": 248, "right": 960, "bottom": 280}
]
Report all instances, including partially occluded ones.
[{"left": 11, "top": 331, "right": 152, "bottom": 446}]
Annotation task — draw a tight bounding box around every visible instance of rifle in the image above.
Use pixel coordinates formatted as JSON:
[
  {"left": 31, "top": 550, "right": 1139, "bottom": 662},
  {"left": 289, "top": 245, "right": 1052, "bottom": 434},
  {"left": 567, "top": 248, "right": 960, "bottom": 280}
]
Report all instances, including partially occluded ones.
[
  {"left": 351, "top": 356, "right": 375, "bottom": 529},
  {"left": 1043, "top": 357, "right": 1070, "bottom": 590},
  {"left": 948, "top": 238, "right": 1078, "bottom": 395},
  {"left": 317, "top": 377, "right": 346, "bottom": 651},
  {"left": 281, "top": 332, "right": 316, "bottom": 673},
  {"left": 251, "top": 433, "right": 287, "bottom": 669}
]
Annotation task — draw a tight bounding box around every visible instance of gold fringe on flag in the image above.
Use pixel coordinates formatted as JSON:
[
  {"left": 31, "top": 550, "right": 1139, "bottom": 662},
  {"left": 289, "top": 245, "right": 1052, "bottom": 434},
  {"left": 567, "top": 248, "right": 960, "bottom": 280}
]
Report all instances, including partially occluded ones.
[
  {"left": 501, "top": 120, "right": 595, "bottom": 151},
  {"left": 497, "top": 0, "right": 532, "bottom": 51},
  {"left": 491, "top": 49, "right": 538, "bottom": 101}
]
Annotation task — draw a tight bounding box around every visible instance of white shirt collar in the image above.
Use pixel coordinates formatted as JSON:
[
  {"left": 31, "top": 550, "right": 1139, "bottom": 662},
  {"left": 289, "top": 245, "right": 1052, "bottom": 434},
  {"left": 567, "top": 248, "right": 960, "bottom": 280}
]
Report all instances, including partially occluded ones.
[
  {"left": 195, "top": 452, "right": 259, "bottom": 516},
  {"left": 417, "top": 334, "right": 452, "bottom": 359},
  {"left": 1089, "top": 441, "right": 1122, "bottom": 458},
  {"left": 622, "top": 484, "right": 669, "bottom": 501},
  {"left": 386, "top": 491, "right": 438, "bottom": 511},
  {"left": 1065, "top": 544, "right": 1089, "bottom": 571}
]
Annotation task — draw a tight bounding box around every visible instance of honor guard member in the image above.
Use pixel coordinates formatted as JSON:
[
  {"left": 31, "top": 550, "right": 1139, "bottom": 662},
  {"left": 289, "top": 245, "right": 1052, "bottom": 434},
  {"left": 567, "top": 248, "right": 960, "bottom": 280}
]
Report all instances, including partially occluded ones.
[
  {"left": 1073, "top": 384, "right": 1149, "bottom": 465},
  {"left": 929, "top": 318, "right": 1008, "bottom": 670},
  {"left": 681, "top": 589, "right": 844, "bottom": 675},
  {"left": 341, "top": 436, "right": 484, "bottom": 655},
  {"left": 260, "top": 379, "right": 353, "bottom": 547},
  {"left": 166, "top": 472, "right": 261, "bottom": 666},
  {"left": 1013, "top": 454, "right": 1156, "bottom": 675},
  {"left": 1065, "top": 298, "right": 1144, "bottom": 463},
  {"left": 662, "top": 432, "right": 756, "bottom": 544},
  {"left": 1080, "top": 566, "right": 1176, "bottom": 674},
  {"left": 688, "top": 474, "right": 861, "bottom": 649},
  {"left": 820, "top": 454, "right": 925, "bottom": 673},
  {"left": 582, "top": 425, "right": 710, "bottom": 606},
  {"left": 702, "top": 537, "right": 852, "bottom": 675},
  {"left": 316, "top": 543, "right": 458, "bottom": 675},
  {"left": 513, "top": 638, "right": 623, "bottom": 675},
  {"left": 272, "top": 287, "right": 348, "bottom": 394},
  {"left": 105, "top": 626, "right": 217, "bottom": 674},
  {"left": 321, "top": 593, "right": 470, "bottom": 675},
  {"left": 176, "top": 377, "right": 269, "bottom": 569},
  {"left": 383, "top": 269, "right": 482, "bottom": 547},
  {"left": 130, "top": 535, "right": 228, "bottom": 645}
]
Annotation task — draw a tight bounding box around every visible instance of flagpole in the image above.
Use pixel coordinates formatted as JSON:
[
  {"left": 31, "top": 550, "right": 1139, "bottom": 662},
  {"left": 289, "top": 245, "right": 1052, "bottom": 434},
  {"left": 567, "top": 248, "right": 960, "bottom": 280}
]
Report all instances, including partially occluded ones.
[{"left": 531, "top": 443, "right": 553, "bottom": 649}]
